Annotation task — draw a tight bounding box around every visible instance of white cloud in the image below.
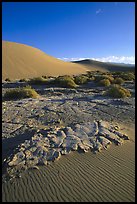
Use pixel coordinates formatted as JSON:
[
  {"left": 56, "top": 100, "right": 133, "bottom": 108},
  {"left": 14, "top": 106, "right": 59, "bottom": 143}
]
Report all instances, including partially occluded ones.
[
  {"left": 96, "top": 9, "right": 102, "bottom": 14},
  {"left": 58, "top": 56, "right": 135, "bottom": 64},
  {"left": 58, "top": 57, "right": 86, "bottom": 62}
]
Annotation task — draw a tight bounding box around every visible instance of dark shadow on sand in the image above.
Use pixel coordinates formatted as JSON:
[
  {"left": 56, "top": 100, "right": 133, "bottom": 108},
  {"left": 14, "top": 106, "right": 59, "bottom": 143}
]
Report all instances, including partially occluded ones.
[{"left": 2, "top": 128, "right": 36, "bottom": 174}]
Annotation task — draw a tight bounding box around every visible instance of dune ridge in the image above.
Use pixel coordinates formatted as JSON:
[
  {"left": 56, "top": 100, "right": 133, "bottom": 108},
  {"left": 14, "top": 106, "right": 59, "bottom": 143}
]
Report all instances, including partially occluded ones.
[{"left": 2, "top": 41, "right": 88, "bottom": 80}]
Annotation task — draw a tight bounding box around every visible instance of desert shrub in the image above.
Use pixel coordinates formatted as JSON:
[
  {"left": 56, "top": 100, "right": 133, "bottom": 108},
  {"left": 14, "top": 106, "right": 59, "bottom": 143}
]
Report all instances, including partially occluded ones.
[
  {"left": 112, "top": 71, "right": 135, "bottom": 81},
  {"left": 88, "top": 76, "right": 95, "bottom": 81},
  {"left": 94, "top": 75, "right": 104, "bottom": 82},
  {"left": 111, "top": 71, "right": 123, "bottom": 76},
  {"left": 5, "top": 78, "right": 11, "bottom": 82},
  {"left": 74, "top": 75, "right": 89, "bottom": 85},
  {"left": 98, "top": 79, "right": 111, "bottom": 87},
  {"left": 53, "top": 76, "right": 78, "bottom": 88},
  {"left": 60, "top": 75, "right": 74, "bottom": 81},
  {"left": 112, "top": 77, "right": 124, "bottom": 85},
  {"left": 96, "top": 70, "right": 102, "bottom": 74},
  {"left": 94, "top": 75, "right": 114, "bottom": 83},
  {"left": 28, "top": 77, "right": 48, "bottom": 85},
  {"left": 42, "top": 75, "right": 49, "bottom": 79},
  {"left": 105, "top": 84, "right": 131, "bottom": 98},
  {"left": 86, "top": 71, "right": 93, "bottom": 78},
  {"left": 104, "top": 75, "right": 114, "bottom": 82},
  {"left": 120, "top": 72, "right": 135, "bottom": 81},
  {"left": 3, "top": 86, "right": 39, "bottom": 100},
  {"left": 19, "top": 78, "right": 28, "bottom": 82}
]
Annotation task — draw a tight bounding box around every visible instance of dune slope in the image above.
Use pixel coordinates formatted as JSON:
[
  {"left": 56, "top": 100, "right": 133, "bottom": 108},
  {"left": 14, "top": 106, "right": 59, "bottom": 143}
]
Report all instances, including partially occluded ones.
[{"left": 2, "top": 41, "right": 88, "bottom": 80}]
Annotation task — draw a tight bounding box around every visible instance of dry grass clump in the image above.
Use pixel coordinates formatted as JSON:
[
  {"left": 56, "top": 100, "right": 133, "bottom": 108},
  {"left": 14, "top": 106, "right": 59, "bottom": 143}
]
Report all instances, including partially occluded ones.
[
  {"left": 3, "top": 86, "right": 39, "bottom": 100},
  {"left": 105, "top": 84, "right": 131, "bottom": 98},
  {"left": 28, "top": 77, "right": 48, "bottom": 85},
  {"left": 54, "top": 75, "right": 78, "bottom": 88},
  {"left": 74, "top": 75, "right": 89, "bottom": 85},
  {"left": 112, "top": 77, "right": 124, "bottom": 85},
  {"left": 98, "top": 79, "right": 111, "bottom": 87}
]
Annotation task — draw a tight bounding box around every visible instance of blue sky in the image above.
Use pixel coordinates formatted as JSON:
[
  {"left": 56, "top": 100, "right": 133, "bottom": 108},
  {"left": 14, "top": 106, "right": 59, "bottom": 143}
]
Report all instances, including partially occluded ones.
[{"left": 2, "top": 2, "right": 135, "bottom": 64}]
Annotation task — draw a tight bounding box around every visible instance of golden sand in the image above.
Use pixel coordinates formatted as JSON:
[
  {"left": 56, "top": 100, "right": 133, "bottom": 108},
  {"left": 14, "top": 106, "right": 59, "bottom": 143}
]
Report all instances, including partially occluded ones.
[{"left": 2, "top": 41, "right": 89, "bottom": 80}]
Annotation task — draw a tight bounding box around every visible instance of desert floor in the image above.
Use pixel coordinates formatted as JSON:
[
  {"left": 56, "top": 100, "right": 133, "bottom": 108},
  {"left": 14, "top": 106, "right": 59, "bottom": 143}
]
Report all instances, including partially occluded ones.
[{"left": 2, "top": 80, "right": 135, "bottom": 202}]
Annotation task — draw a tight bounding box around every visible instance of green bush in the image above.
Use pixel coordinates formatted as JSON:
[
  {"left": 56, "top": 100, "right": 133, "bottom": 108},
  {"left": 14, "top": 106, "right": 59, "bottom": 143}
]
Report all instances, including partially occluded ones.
[
  {"left": 53, "top": 76, "right": 78, "bottom": 88},
  {"left": 3, "top": 86, "right": 39, "bottom": 100},
  {"left": 112, "top": 77, "right": 124, "bottom": 85},
  {"left": 74, "top": 75, "right": 89, "bottom": 85},
  {"left": 28, "top": 77, "right": 48, "bottom": 85},
  {"left": 105, "top": 84, "right": 131, "bottom": 98},
  {"left": 98, "top": 79, "right": 111, "bottom": 87}
]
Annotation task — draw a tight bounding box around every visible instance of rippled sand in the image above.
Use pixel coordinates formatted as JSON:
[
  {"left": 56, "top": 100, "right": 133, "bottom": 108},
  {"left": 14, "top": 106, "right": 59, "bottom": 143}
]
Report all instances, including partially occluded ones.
[{"left": 2, "top": 123, "right": 135, "bottom": 202}]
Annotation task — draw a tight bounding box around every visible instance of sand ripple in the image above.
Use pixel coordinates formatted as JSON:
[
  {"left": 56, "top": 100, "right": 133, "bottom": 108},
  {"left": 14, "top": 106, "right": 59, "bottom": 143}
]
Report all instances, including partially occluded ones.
[{"left": 2, "top": 124, "right": 135, "bottom": 202}]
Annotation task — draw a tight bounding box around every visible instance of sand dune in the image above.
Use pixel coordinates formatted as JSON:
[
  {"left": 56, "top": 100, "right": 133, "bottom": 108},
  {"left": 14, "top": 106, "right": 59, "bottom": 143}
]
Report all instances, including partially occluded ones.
[
  {"left": 73, "top": 59, "right": 135, "bottom": 72},
  {"left": 2, "top": 123, "right": 135, "bottom": 202},
  {"left": 2, "top": 41, "right": 88, "bottom": 80},
  {"left": 3, "top": 41, "right": 134, "bottom": 81}
]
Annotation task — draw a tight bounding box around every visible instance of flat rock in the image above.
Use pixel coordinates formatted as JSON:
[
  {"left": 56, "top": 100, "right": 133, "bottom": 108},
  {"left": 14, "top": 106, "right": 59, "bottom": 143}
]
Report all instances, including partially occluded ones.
[
  {"left": 5, "top": 120, "right": 130, "bottom": 178},
  {"left": 97, "top": 136, "right": 112, "bottom": 149}
]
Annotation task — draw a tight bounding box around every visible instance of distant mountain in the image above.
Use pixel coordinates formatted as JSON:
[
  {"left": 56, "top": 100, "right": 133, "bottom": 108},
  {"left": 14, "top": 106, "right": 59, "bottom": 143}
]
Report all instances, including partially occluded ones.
[
  {"left": 106, "top": 62, "right": 135, "bottom": 67},
  {"left": 72, "top": 59, "right": 135, "bottom": 72}
]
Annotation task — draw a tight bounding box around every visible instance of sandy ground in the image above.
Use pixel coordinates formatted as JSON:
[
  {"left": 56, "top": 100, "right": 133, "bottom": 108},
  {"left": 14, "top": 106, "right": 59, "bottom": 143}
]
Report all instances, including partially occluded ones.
[
  {"left": 2, "top": 123, "right": 135, "bottom": 202},
  {"left": 2, "top": 82, "right": 135, "bottom": 202}
]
